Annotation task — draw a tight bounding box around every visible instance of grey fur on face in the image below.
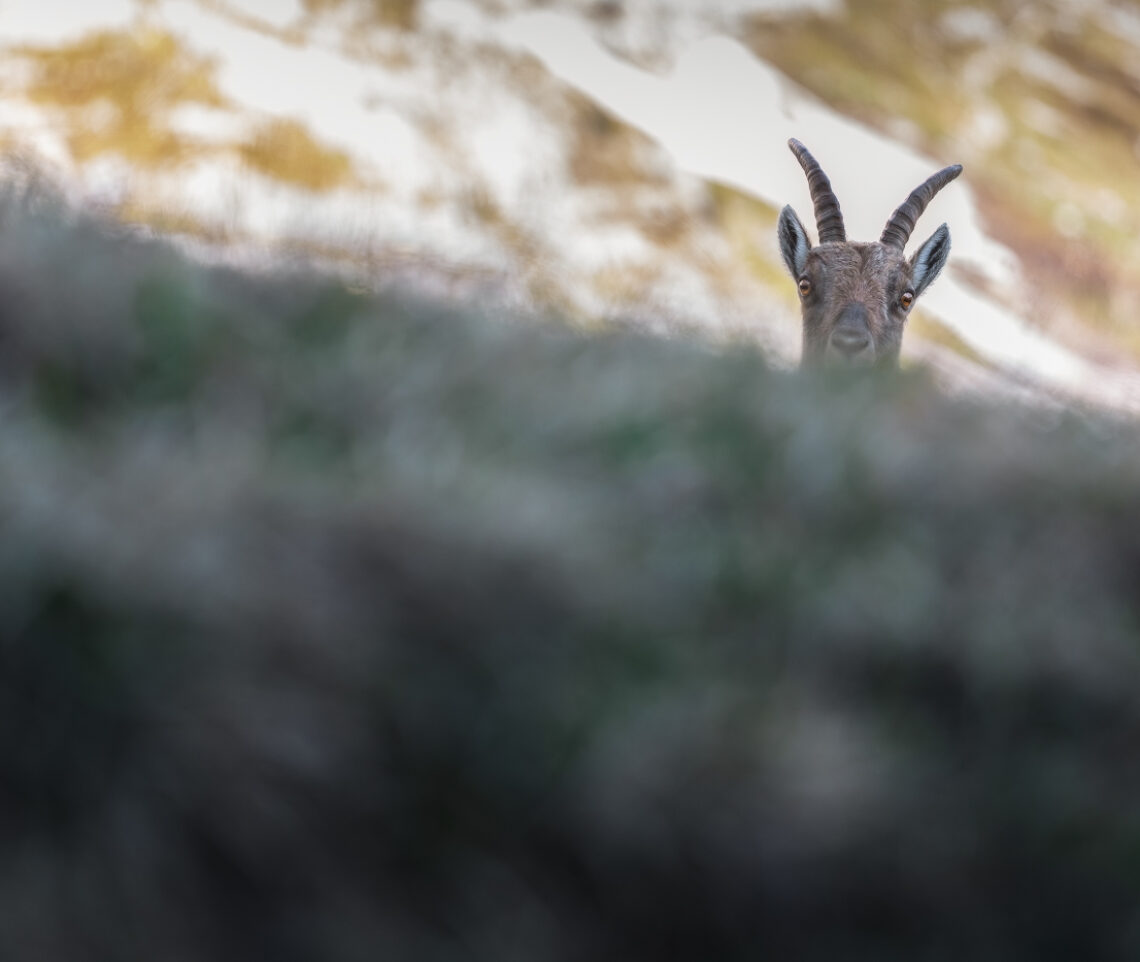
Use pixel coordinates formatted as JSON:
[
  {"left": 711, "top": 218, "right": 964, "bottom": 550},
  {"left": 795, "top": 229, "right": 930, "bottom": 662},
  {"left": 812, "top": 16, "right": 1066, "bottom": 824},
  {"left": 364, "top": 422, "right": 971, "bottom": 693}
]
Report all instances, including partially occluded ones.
[{"left": 778, "top": 139, "right": 962, "bottom": 368}]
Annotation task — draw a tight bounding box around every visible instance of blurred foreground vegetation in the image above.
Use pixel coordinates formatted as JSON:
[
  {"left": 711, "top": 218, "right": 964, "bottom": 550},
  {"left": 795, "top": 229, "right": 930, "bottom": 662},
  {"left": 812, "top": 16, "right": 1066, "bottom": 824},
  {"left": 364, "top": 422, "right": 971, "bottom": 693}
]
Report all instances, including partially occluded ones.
[{"left": 4, "top": 189, "right": 1140, "bottom": 960}]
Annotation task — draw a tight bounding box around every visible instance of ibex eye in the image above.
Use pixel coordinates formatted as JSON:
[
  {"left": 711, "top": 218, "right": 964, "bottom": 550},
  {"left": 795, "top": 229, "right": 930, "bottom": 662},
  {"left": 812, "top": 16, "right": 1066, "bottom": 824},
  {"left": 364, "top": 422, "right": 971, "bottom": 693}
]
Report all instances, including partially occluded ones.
[
  {"left": 900, "top": 290, "right": 915, "bottom": 310},
  {"left": 798, "top": 278, "right": 811, "bottom": 297}
]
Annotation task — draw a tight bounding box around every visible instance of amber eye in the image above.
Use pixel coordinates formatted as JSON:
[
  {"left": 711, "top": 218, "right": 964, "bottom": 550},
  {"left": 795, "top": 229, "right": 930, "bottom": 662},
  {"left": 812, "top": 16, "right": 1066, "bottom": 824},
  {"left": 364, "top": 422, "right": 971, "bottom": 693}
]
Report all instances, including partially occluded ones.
[
  {"left": 798, "top": 278, "right": 811, "bottom": 297},
  {"left": 900, "top": 290, "right": 915, "bottom": 310}
]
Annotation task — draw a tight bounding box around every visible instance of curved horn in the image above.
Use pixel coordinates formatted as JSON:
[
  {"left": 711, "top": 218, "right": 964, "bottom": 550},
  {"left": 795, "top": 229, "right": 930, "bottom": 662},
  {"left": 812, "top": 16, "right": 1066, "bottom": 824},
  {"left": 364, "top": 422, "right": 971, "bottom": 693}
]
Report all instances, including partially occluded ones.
[
  {"left": 880, "top": 164, "right": 963, "bottom": 250},
  {"left": 788, "top": 138, "right": 846, "bottom": 244}
]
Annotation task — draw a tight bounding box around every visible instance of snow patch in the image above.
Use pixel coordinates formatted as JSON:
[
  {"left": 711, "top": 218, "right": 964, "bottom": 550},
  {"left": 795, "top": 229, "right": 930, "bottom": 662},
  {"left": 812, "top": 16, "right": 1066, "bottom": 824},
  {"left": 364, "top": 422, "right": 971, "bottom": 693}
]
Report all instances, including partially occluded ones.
[
  {"left": 939, "top": 8, "right": 1003, "bottom": 44},
  {"left": 223, "top": 0, "right": 305, "bottom": 29},
  {"left": 0, "top": 0, "right": 135, "bottom": 43},
  {"left": 161, "top": 1, "right": 382, "bottom": 160}
]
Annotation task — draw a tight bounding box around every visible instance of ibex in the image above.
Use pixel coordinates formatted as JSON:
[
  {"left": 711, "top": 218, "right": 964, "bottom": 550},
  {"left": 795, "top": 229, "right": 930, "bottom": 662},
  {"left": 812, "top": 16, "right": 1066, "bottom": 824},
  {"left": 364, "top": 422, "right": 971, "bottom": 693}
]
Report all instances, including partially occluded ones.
[{"left": 779, "top": 139, "right": 962, "bottom": 367}]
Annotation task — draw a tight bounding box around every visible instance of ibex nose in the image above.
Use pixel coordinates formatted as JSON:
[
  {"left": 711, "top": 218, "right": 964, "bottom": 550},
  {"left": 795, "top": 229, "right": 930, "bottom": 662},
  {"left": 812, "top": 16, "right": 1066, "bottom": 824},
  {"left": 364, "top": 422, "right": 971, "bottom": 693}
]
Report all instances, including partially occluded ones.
[
  {"left": 827, "top": 304, "right": 874, "bottom": 363},
  {"left": 830, "top": 326, "right": 872, "bottom": 357}
]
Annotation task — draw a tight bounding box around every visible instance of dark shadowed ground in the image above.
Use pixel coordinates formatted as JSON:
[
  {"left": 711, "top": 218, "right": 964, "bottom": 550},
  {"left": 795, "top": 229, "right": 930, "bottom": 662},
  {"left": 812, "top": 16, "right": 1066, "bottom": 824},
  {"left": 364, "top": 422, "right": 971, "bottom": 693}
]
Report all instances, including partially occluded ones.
[{"left": 2, "top": 187, "right": 1140, "bottom": 961}]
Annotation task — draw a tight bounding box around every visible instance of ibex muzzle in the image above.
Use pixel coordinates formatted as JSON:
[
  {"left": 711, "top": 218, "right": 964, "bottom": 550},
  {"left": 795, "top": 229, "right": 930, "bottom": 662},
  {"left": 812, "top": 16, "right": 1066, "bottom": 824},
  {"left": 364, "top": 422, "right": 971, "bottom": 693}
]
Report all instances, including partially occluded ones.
[{"left": 778, "top": 139, "right": 962, "bottom": 368}]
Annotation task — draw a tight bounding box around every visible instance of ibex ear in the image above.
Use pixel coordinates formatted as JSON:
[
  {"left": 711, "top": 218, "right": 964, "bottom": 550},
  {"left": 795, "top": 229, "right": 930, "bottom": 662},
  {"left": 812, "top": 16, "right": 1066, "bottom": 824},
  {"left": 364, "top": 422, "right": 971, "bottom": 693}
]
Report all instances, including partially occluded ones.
[
  {"left": 778, "top": 205, "right": 811, "bottom": 277},
  {"left": 910, "top": 223, "right": 951, "bottom": 298}
]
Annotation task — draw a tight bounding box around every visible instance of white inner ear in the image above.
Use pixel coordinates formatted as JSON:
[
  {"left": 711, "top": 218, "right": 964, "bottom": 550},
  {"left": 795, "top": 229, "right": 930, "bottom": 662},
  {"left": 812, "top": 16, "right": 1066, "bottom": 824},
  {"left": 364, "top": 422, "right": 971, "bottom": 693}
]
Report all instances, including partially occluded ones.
[
  {"left": 779, "top": 206, "right": 812, "bottom": 277},
  {"left": 912, "top": 246, "right": 935, "bottom": 290},
  {"left": 792, "top": 229, "right": 810, "bottom": 276},
  {"left": 911, "top": 224, "right": 949, "bottom": 293}
]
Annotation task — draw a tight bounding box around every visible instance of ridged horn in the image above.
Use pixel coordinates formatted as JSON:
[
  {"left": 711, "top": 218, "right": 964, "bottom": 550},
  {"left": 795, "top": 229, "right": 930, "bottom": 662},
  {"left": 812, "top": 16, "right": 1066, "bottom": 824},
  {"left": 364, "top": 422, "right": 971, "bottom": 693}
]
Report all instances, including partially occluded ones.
[
  {"left": 787, "top": 138, "right": 846, "bottom": 244},
  {"left": 880, "top": 164, "right": 963, "bottom": 250}
]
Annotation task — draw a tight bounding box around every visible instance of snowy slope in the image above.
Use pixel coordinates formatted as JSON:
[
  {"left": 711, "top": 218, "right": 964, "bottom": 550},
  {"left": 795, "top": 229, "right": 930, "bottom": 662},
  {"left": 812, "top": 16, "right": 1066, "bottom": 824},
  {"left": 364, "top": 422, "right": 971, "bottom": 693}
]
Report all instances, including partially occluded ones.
[{"left": 1, "top": 0, "right": 1138, "bottom": 410}]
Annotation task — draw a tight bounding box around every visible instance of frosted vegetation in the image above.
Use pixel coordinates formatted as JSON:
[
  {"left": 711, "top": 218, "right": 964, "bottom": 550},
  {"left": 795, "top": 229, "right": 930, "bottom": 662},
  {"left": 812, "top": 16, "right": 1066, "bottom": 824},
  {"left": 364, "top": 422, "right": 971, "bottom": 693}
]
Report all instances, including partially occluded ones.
[
  {"left": 3, "top": 164, "right": 1140, "bottom": 960},
  {"left": 3, "top": 3, "right": 1140, "bottom": 958}
]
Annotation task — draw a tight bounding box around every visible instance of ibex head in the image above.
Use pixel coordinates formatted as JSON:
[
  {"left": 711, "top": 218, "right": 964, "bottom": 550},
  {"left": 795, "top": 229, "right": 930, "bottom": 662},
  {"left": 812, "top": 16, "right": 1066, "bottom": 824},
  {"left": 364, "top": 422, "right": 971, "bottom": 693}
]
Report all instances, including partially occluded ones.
[{"left": 778, "top": 139, "right": 962, "bottom": 368}]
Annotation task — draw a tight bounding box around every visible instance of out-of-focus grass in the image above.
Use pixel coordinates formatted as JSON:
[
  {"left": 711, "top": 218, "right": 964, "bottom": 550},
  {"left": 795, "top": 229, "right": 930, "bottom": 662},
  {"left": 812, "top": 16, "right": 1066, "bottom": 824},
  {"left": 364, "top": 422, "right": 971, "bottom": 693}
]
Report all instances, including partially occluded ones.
[
  {"left": 19, "top": 28, "right": 225, "bottom": 167},
  {"left": 744, "top": 0, "right": 975, "bottom": 140},
  {"left": 301, "top": 0, "right": 421, "bottom": 30},
  {"left": 906, "top": 308, "right": 991, "bottom": 367},
  {"left": 115, "top": 197, "right": 237, "bottom": 245},
  {"left": 567, "top": 95, "right": 665, "bottom": 187},
  {"left": 704, "top": 180, "right": 788, "bottom": 291},
  {"left": 16, "top": 26, "right": 359, "bottom": 195},
  {"left": 237, "top": 118, "right": 357, "bottom": 191},
  {"left": 4, "top": 186, "right": 1140, "bottom": 959}
]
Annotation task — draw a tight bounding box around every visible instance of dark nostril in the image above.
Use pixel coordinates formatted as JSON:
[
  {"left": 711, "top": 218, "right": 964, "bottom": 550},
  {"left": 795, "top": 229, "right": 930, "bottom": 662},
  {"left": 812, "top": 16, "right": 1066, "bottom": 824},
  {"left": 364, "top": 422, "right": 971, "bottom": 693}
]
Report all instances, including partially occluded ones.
[{"left": 830, "top": 327, "right": 871, "bottom": 356}]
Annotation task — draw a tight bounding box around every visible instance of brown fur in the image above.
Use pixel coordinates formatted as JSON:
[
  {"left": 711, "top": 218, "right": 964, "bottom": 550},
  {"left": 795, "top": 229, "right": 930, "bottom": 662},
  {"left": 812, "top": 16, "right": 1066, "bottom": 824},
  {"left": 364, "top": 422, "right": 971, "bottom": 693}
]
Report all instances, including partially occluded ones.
[
  {"left": 798, "top": 243, "right": 915, "bottom": 368},
  {"left": 780, "top": 139, "right": 960, "bottom": 368}
]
